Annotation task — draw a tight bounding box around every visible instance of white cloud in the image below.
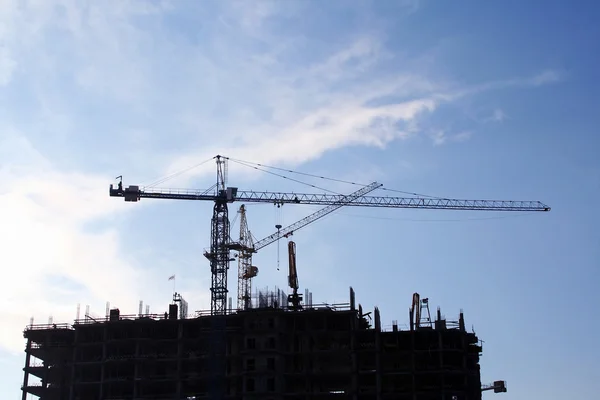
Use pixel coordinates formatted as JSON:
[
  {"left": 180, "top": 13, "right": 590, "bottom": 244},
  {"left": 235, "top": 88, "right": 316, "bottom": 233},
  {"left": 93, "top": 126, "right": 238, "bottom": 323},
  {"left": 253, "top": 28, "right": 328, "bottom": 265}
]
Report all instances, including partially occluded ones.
[
  {"left": 452, "top": 131, "right": 472, "bottom": 142},
  {"left": 432, "top": 130, "right": 447, "bottom": 146},
  {"left": 230, "top": 0, "right": 283, "bottom": 33},
  {"left": 442, "top": 69, "right": 562, "bottom": 102},
  {"left": 0, "top": 46, "right": 16, "bottom": 85},
  {"left": 309, "top": 37, "right": 386, "bottom": 83},
  {"left": 430, "top": 130, "right": 472, "bottom": 146},
  {"left": 165, "top": 97, "right": 437, "bottom": 186},
  {"left": 489, "top": 108, "right": 507, "bottom": 122},
  {"left": 530, "top": 69, "right": 562, "bottom": 86},
  {"left": 0, "top": 132, "right": 163, "bottom": 352}
]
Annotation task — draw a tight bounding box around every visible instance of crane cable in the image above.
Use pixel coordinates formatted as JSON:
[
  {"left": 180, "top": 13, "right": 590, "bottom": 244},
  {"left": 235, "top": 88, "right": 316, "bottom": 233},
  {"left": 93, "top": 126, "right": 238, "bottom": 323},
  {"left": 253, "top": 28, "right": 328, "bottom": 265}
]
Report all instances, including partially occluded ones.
[
  {"left": 226, "top": 156, "right": 448, "bottom": 200},
  {"left": 142, "top": 156, "right": 216, "bottom": 188},
  {"left": 227, "top": 157, "right": 366, "bottom": 186},
  {"left": 140, "top": 154, "right": 450, "bottom": 202},
  {"left": 227, "top": 158, "right": 343, "bottom": 195}
]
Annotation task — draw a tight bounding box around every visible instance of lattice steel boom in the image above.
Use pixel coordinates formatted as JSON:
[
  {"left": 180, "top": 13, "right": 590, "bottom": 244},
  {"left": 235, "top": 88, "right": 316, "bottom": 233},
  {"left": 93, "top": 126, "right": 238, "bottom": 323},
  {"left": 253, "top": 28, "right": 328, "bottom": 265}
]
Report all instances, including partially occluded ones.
[{"left": 252, "top": 181, "right": 382, "bottom": 251}]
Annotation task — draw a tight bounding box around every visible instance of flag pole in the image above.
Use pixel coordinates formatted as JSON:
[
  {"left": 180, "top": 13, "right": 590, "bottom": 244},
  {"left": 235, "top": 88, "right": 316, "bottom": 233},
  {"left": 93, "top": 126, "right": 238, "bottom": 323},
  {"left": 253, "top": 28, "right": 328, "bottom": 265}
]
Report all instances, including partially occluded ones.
[{"left": 168, "top": 274, "right": 176, "bottom": 296}]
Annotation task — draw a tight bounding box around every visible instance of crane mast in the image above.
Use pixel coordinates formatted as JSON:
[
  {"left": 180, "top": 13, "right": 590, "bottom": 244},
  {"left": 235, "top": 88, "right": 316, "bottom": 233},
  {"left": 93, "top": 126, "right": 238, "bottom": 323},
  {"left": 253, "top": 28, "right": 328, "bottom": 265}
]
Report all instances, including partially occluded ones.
[
  {"left": 203, "top": 156, "right": 230, "bottom": 315},
  {"left": 231, "top": 205, "right": 256, "bottom": 310}
]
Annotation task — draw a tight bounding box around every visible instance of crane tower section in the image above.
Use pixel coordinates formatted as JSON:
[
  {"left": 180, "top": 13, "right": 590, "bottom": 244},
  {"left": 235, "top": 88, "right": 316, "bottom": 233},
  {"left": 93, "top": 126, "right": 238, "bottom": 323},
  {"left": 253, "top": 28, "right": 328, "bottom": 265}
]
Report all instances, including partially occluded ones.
[
  {"left": 202, "top": 156, "right": 231, "bottom": 316},
  {"left": 233, "top": 205, "right": 256, "bottom": 310}
]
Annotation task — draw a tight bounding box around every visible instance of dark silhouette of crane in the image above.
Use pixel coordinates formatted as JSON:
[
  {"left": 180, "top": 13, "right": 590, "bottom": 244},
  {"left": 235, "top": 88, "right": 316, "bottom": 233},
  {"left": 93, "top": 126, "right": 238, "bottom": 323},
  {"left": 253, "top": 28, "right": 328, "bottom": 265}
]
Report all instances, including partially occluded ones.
[
  {"left": 231, "top": 182, "right": 381, "bottom": 310},
  {"left": 482, "top": 380, "right": 507, "bottom": 393},
  {"left": 109, "top": 155, "right": 550, "bottom": 316},
  {"left": 287, "top": 240, "right": 302, "bottom": 311}
]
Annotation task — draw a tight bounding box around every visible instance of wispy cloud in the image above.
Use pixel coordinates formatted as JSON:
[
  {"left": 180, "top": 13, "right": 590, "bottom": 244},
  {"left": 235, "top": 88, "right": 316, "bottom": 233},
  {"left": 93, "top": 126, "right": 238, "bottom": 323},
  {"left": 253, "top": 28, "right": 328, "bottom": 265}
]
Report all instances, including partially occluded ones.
[
  {"left": 0, "top": 46, "right": 16, "bottom": 85},
  {"left": 0, "top": 132, "right": 145, "bottom": 351},
  {"left": 487, "top": 108, "right": 508, "bottom": 122},
  {"left": 435, "top": 69, "right": 563, "bottom": 103},
  {"left": 308, "top": 37, "right": 386, "bottom": 83},
  {"left": 453, "top": 131, "right": 473, "bottom": 142},
  {"left": 530, "top": 69, "right": 562, "bottom": 86},
  {"left": 431, "top": 130, "right": 473, "bottom": 146}
]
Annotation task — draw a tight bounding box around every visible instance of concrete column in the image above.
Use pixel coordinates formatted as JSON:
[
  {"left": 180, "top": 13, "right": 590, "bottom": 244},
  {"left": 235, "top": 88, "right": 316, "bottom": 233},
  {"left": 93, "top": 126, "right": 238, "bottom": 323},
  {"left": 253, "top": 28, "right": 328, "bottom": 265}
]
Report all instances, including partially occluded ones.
[
  {"left": 304, "top": 329, "right": 310, "bottom": 400},
  {"left": 133, "top": 333, "right": 140, "bottom": 398},
  {"left": 350, "top": 314, "right": 358, "bottom": 400},
  {"left": 177, "top": 322, "right": 183, "bottom": 398},
  {"left": 438, "top": 331, "right": 445, "bottom": 398},
  {"left": 374, "top": 307, "right": 382, "bottom": 400},
  {"left": 99, "top": 326, "right": 107, "bottom": 399},
  {"left": 411, "top": 331, "right": 416, "bottom": 400},
  {"left": 21, "top": 338, "right": 32, "bottom": 400},
  {"left": 69, "top": 328, "right": 79, "bottom": 400}
]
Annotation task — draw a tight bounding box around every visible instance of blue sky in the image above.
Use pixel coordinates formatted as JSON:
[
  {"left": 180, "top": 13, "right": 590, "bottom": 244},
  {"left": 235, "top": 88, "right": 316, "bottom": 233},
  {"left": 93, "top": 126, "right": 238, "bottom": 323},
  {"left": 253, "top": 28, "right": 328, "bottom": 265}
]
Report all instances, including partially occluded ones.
[{"left": 1, "top": 0, "right": 598, "bottom": 398}]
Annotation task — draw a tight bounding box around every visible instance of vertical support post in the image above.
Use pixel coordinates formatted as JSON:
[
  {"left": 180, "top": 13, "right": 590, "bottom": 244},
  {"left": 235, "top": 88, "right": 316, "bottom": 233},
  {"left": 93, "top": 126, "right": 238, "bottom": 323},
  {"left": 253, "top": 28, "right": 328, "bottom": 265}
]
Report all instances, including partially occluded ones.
[
  {"left": 133, "top": 330, "right": 140, "bottom": 398},
  {"left": 177, "top": 322, "right": 183, "bottom": 398},
  {"left": 411, "top": 327, "right": 416, "bottom": 400},
  {"left": 438, "top": 330, "right": 445, "bottom": 397},
  {"left": 42, "top": 347, "right": 49, "bottom": 391},
  {"left": 100, "top": 325, "right": 107, "bottom": 399},
  {"left": 69, "top": 328, "right": 79, "bottom": 400},
  {"left": 350, "top": 312, "right": 358, "bottom": 400},
  {"left": 374, "top": 307, "right": 382, "bottom": 400},
  {"left": 21, "top": 338, "right": 31, "bottom": 400},
  {"left": 209, "top": 316, "right": 226, "bottom": 399}
]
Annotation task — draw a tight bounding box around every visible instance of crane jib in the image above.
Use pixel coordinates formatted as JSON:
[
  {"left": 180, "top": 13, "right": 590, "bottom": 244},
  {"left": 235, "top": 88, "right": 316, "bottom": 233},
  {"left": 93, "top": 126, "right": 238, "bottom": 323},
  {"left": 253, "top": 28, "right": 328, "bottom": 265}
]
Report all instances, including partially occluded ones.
[{"left": 110, "top": 184, "right": 550, "bottom": 211}]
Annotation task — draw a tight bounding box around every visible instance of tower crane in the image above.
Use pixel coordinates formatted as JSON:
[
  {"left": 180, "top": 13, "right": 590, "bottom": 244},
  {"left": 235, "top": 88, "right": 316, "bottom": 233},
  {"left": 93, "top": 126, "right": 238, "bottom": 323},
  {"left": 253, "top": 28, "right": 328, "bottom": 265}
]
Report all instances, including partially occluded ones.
[
  {"left": 231, "top": 181, "right": 381, "bottom": 310},
  {"left": 109, "top": 155, "right": 550, "bottom": 316},
  {"left": 230, "top": 205, "right": 256, "bottom": 311}
]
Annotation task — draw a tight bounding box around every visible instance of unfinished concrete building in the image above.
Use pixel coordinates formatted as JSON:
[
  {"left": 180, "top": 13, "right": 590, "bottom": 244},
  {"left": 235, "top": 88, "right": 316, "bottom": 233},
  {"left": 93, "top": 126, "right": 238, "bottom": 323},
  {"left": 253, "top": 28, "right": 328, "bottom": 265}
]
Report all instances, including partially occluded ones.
[{"left": 22, "top": 288, "right": 484, "bottom": 400}]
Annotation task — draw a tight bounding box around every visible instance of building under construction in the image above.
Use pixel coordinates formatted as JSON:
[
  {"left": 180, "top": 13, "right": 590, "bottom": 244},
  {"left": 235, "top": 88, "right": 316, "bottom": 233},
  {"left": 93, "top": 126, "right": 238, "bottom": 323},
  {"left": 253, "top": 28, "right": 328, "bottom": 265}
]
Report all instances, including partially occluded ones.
[
  {"left": 21, "top": 288, "right": 492, "bottom": 400},
  {"left": 22, "top": 157, "right": 528, "bottom": 399}
]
